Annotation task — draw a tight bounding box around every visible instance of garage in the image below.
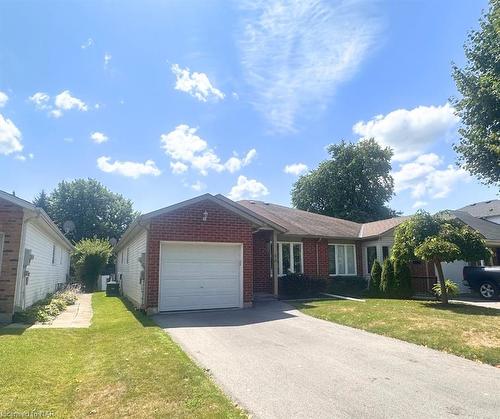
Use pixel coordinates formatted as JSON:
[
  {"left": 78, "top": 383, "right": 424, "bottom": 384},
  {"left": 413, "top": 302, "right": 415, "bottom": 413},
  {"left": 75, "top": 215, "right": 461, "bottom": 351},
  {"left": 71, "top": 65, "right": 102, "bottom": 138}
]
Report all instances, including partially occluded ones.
[{"left": 159, "top": 242, "right": 243, "bottom": 311}]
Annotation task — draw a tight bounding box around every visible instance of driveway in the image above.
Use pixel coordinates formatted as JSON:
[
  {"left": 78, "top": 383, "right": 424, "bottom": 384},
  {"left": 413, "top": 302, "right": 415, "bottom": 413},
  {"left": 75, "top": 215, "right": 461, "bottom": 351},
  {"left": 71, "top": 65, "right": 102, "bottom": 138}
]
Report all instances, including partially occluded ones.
[{"left": 154, "top": 300, "right": 500, "bottom": 419}]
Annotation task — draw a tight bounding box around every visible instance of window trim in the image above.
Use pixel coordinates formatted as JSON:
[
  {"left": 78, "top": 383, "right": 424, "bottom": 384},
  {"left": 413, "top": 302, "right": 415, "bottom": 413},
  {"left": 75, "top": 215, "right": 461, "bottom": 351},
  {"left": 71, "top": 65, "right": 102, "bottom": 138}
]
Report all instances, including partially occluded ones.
[
  {"left": 328, "top": 244, "right": 357, "bottom": 276},
  {"left": 277, "top": 242, "right": 303, "bottom": 276}
]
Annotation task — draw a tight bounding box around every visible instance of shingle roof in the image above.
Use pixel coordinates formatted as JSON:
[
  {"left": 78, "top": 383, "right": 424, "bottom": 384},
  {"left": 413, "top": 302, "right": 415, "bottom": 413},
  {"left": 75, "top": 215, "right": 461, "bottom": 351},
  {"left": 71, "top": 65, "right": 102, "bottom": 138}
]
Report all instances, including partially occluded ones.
[
  {"left": 444, "top": 210, "right": 500, "bottom": 242},
  {"left": 459, "top": 200, "right": 500, "bottom": 218},
  {"left": 359, "top": 216, "right": 411, "bottom": 238}
]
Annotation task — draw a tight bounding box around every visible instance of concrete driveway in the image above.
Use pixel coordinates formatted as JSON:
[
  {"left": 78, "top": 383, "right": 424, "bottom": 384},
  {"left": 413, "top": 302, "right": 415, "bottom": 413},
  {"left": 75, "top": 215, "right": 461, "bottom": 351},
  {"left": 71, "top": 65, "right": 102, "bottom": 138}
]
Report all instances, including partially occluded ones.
[{"left": 154, "top": 300, "right": 500, "bottom": 419}]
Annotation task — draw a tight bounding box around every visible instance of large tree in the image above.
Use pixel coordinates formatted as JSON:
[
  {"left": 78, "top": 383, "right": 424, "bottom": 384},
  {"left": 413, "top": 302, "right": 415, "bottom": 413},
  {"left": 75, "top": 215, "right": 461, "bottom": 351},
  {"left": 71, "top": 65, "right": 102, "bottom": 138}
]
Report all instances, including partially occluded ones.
[
  {"left": 452, "top": 0, "right": 500, "bottom": 186},
  {"left": 291, "top": 138, "right": 397, "bottom": 222},
  {"left": 392, "top": 211, "right": 491, "bottom": 304},
  {"left": 36, "top": 179, "right": 138, "bottom": 242}
]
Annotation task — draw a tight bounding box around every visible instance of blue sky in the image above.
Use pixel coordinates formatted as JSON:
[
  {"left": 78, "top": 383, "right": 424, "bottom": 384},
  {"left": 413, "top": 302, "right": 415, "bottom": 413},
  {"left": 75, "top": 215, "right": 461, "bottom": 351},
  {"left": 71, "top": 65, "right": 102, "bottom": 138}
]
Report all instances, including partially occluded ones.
[{"left": 0, "top": 0, "right": 497, "bottom": 215}]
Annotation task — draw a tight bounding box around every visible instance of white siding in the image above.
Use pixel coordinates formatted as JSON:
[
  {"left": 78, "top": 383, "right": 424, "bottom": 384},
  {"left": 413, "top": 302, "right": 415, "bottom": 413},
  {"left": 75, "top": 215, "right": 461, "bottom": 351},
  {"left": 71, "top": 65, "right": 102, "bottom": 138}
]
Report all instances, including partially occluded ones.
[
  {"left": 23, "top": 221, "right": 71, "bottom": 308},
  {"left": 117, "top": 229, "right": 147, "bottom": 307},
  {"left": 361, "top": 232, "right": 394, "bottom": 279}
]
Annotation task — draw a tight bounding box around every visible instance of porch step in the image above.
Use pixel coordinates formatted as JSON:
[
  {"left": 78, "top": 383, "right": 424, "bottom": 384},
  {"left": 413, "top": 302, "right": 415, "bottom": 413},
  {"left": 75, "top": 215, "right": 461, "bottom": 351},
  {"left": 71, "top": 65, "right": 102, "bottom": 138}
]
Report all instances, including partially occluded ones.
[{"left": 253, "top": 293, "right": 278, "bottom": 303}]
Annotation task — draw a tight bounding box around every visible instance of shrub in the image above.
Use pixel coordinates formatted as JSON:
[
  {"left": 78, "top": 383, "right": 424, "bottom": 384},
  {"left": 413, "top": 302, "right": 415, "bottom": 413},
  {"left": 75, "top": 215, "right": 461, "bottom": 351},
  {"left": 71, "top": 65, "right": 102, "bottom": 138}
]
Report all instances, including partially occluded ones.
[
  {"left": 73, "top": 238, "right": 113, "bottom": 291},
  {"left": 328, "top": 276, "right": 368, "bottom": 296},
  {"left": 380, "top": 258, "right": 395, "bottom": 294},
  {"left": 432, "top": 280, "right": 459, "bottom": 299},
  {"left": 393, "top": 258, "right": 413, "bottom": 298},
  {"left": 279, "top": 273, "right": 326, "bottom": 298},
  {"left": 369, "top": 260, "right": 382, "bottom": 291}
]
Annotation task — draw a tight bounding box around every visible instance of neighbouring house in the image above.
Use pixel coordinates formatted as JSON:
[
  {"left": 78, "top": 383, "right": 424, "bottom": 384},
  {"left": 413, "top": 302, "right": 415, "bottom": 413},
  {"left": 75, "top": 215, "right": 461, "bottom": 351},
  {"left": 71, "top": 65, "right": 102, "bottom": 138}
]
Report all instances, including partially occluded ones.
[
  {"left": 0, "top": 190, "right": 74, "bottom": 322},
  {"left": 115, "top": 193, "right": 437, "bottom": 314},
  {"left": 460, "top": 199, "right": 500, "bottom": 225}
]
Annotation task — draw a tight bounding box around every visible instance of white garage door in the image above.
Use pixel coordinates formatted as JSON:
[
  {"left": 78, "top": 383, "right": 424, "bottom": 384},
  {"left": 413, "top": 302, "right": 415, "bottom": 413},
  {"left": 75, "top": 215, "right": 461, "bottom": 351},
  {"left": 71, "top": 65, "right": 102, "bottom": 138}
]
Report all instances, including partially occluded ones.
[{"left": 159, "top": 242, "right": 242, "bottom": 311}]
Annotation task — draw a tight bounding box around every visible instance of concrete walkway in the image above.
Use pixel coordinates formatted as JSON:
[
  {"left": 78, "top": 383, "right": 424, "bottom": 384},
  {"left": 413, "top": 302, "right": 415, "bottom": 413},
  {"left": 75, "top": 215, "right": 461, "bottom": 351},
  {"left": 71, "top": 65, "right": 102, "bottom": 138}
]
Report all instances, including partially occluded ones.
[
  {"left": 31, "top": 293, "right": 93, "bottom": 328},
  {"left": 155, "top": 300, "right": 500, "bottom": 419},
  {"left": 451, "top": 297, "right": 500, "bottom": 310}
]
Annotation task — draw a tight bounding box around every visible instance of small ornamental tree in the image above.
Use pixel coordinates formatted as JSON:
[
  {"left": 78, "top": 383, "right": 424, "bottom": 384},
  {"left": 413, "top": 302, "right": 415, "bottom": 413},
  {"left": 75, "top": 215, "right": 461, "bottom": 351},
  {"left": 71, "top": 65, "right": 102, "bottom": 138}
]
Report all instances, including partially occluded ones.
[
  {"left": 73, "top": 238, "right": 113, "bottom": 291},
  {"left": 393, "top": 258, "right": 413, "bottom": 298},
  {"left": 380, "top": 258, "right": 394, "bottom": 295},
  {"left": 392, "top": 211, "right": 491, "bottom": 304},
  {"left": 370, "top": 260, "right": 382, "bottom": 292}
]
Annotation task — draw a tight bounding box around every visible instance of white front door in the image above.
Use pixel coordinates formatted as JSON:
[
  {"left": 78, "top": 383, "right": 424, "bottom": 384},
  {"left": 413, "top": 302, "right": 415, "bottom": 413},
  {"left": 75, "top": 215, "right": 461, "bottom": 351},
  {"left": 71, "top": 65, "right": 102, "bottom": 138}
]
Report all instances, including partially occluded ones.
[{"left": 159, "top": 242, "right": 242, "bottom": 311}]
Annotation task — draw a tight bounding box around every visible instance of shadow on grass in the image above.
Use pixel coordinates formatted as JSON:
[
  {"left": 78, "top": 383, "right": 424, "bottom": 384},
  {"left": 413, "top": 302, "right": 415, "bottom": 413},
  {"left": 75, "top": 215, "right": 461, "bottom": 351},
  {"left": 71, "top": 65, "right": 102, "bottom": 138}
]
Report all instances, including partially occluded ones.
[
  {"left": 0, "top": 324, "right": 28, "bottom": 335},
  {"left": 421, "top": 301, "right": 500, "bottom": 317}
]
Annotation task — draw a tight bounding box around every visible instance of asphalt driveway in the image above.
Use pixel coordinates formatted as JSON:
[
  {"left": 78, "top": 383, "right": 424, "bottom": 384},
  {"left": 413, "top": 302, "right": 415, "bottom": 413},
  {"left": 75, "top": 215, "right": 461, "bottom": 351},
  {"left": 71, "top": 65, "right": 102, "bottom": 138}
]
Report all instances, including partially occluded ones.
[{"left": 154, "top": 300, "right": 500, "bottom": 419}]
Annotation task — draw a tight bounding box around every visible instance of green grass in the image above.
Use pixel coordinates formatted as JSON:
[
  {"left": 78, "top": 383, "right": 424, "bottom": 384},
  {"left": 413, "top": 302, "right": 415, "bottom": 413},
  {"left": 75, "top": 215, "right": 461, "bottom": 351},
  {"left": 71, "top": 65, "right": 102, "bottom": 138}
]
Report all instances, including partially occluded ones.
[
  {"left": 0, "top": 293, "right": 245, "bottom": 418},
  {"left": 292, "top": 298, "right": 500, "bottom": 366}
]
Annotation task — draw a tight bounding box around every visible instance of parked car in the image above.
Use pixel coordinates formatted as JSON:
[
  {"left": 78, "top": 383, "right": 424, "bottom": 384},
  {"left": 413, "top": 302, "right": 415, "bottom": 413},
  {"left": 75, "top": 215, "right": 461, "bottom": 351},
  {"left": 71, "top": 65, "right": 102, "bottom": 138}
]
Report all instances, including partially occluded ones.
[{"left": 463, "top": 266, "right": 500, "bottom": 300}]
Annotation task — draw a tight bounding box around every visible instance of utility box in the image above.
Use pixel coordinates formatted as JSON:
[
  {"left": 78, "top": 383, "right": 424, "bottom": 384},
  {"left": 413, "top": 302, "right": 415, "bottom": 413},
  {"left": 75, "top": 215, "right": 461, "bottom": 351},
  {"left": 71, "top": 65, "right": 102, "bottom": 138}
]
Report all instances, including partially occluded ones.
[{"left": 106, "top": 281, "right": 119, "bottom": 297}]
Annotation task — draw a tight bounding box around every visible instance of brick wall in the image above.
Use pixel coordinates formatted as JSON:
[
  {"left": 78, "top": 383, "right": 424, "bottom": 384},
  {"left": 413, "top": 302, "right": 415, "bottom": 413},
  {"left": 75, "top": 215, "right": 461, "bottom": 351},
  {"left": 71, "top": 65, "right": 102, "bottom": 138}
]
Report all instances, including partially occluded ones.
[
  {"left": 146, "top": 199, "right": 254, "bottom": 309},
  {"left": 253, "top": 230, "right": 272, "bottom": 293},
  {"left": 0, "top": 199, "right": 23, "bottom": 320}
]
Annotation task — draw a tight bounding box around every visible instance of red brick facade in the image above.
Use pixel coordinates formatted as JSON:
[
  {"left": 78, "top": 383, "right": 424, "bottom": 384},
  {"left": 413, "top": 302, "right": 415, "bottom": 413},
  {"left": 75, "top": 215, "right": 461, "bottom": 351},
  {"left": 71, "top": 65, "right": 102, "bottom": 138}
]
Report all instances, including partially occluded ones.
[
  {"left": 0, "top": 199, "right": 23, "bottom": 319},
  {"left": 145, "top": 199, "right": 255, "bottom": 309},
  {"left": 253, "top": 230, "right": 272, "bottom": 293}
]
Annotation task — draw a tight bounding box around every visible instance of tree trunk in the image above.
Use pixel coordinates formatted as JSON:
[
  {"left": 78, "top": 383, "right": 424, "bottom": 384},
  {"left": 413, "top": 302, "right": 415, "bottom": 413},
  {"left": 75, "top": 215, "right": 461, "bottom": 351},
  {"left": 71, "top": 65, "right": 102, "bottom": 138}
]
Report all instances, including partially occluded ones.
[{"left": 434, "top": 260, "right": 448, "bottom": 304}]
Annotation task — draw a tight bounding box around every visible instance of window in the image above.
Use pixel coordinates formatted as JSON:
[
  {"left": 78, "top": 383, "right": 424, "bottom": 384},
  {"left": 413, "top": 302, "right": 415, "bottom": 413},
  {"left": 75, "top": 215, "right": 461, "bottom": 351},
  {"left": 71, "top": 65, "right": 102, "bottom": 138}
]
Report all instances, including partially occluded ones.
[
  {"left": 0, "top": 232, "right": 4, "bottom": 276},
  {"left": 278, "top": 242, "right": 303, "bottom": 275},
  {"left": 367, "top": 246, "right": 377, "bottom": 273},
  {"left": 52, "top": 244, "right": 56, "bottom": 265},
  {"left": 329, "top": 244, "right": 356, "bottom": 275},
  {"left": 382, "top": 246, "right": 390, "bottom": 260}
]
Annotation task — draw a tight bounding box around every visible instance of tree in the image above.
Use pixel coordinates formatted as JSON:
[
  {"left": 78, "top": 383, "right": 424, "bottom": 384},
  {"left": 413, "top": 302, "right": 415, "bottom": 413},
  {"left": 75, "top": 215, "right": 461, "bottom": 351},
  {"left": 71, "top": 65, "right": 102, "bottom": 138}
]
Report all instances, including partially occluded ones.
[
  {"left": 380, "top": 258, "right": 394, "bottom": 295},
  {"left": 370, "top": 260, "right": 382, "bottom": 292},
  {"left": 291, "top": 139, "right": 397, "bottom": 223},
  {"left": 33, "top": 190, "right": 50, "bottom": 212},
  {"left": 73, "top": 238, "right": 113, "bottom": 291},
  {"left": 392, "top": 211, "right": 491, "bottom": 304},
  {"left": 40, "top": 179, "right": 138, "bottom": 242},
  {"left": 393, "top": 258, "right": 412, "bottom": 298},
  {"left": 452, "top": 0, "right": 500, "bottom": 186}
]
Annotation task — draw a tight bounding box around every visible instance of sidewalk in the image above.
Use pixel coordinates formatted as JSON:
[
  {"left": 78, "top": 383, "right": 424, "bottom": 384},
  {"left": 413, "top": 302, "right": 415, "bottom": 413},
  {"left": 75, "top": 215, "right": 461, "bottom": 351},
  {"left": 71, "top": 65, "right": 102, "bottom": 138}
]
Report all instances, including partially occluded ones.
[{"left": 31, "top": 293, "right": 93, "bottom": 328}]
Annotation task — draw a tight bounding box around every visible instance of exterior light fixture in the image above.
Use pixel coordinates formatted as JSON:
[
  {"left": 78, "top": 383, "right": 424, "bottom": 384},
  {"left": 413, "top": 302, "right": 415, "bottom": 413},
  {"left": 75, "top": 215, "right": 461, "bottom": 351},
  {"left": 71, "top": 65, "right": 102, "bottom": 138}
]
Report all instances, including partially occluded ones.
[{"left": 203, "top": 210, "right": 208, "bottom": 222}]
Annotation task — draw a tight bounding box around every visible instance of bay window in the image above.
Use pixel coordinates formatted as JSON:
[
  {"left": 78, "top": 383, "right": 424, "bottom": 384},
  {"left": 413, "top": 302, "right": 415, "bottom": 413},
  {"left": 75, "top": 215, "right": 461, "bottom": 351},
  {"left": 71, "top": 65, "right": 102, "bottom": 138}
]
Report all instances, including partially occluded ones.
[
  {"left": 278, "top": 242, "right": 303, "bottom": 275},
  {"left": 328, "top": 244, "right": 356, "bottom": 275}
]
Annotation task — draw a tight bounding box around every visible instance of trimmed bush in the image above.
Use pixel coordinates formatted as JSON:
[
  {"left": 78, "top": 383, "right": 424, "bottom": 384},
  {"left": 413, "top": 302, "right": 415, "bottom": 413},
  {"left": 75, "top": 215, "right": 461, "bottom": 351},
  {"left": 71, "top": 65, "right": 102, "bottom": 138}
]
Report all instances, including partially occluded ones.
[
  {"left": 329, "top": 276, "right": 368, "bottom": 296},
  {"left": 279, "top": 273, "right": 326, "bottom": 298},
  {"left": 380, "top": 258, "right": 395, "bottom": 294},
  {"left": 73, "top": 238, "right": 113, "bottom": 291},
  {"left": 369, "top": 260, "right": 382, "bottom": 291},
  {"left": 393, "top": 258, "right": 413, "bottom": 298}
]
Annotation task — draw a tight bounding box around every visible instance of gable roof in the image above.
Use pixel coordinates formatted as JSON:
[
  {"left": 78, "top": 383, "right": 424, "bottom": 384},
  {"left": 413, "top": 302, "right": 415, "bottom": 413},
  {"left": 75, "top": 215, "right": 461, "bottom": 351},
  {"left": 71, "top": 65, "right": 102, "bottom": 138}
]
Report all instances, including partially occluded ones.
[
  {"left": 459, "top": 200, "right": 500, "bottom": 219},
  {"left": 359, "top": 216, "right": 411, "bottom": 239},
  {"left": 0, "top": 190, "right": 74, "bottom": 250},
  {"left": 442, "top": 210, "right": 500, "bottom": 242}
]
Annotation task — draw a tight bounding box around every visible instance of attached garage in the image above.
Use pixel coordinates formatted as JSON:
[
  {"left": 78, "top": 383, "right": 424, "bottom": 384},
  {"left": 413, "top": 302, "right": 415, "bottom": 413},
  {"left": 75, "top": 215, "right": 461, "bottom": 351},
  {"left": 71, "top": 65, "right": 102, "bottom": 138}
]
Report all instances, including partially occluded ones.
[{"left": 159, "top": 242, "right": 242, "bottom": 311}]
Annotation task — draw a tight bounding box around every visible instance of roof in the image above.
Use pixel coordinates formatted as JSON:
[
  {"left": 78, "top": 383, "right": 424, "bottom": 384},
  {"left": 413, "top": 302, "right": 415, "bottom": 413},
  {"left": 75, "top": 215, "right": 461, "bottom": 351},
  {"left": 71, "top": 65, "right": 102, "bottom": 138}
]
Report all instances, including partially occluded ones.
[
  {"left": 459, "top": 200, "right": 500, "bottom": 219},
  {"left": 0, "top": 189, "right": 74, "bottom": 250},
  {"left": 443, "top": 210, "right": 500, "bottom": 243},
  {"left": 359, "top": 216, "right": 411, "bottom": 238}
]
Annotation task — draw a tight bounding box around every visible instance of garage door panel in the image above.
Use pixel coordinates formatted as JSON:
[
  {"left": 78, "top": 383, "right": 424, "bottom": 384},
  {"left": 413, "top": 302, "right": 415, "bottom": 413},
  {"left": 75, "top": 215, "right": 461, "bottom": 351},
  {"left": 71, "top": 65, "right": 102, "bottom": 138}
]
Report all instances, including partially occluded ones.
[{"left": 159, "top": 242, "right": 242, "bottom": 311}]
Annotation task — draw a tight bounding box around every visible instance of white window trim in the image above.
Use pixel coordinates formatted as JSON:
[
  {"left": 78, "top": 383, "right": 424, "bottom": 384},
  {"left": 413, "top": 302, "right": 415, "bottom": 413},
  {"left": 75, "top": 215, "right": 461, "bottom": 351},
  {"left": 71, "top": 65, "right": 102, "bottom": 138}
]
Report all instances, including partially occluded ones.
[
  {"left": 277, "top": 242, "right": 304, "bottom": 276},
  {"left": 126, "top": 247, "right": 130, "bottom": 264},
  {"left": 0, "top": 232, "right": 4, "bottom": 276},
  {"left": 52, "top": 244, "right": 56, "bottom": 265},
  {"left": 328, "top": 244, "right": 357, "bottom": 276}
]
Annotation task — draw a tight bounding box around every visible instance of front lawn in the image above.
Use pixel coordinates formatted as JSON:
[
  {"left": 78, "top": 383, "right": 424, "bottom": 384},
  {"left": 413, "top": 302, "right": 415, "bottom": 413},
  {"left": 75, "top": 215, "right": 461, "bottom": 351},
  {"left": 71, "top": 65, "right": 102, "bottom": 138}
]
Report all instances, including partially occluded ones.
[
  {"left": 292, "top": 298, "right": 500, "bottom": 366},
  {"left": 0, "top": 293, "right": 244, "bottom": 418}
]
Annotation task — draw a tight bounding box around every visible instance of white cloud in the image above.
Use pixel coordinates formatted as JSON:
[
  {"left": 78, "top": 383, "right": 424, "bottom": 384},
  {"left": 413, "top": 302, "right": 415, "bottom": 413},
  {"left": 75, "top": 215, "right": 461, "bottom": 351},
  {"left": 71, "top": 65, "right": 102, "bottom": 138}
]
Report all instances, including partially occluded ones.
[
  {"left": 54, "top": 90, "right": 88, "bottom": 112},
  {"left": 353, "top": 103, "right": 459, "bottom": 161},
  {"left": 228, "top": 175, "right": 269, "bottom": 200},
  {"left": 14, "top": 153, "right": 34, "bottom": 162},
  {"left": 284, "top": 163, "right": 308, "bottom": 176},
  {"left": 393, "top": 153, "right": 470, "bottom": 204},
  {"left": 29, "top": 92, "right": 50, "bottom": 110},
  {"left": 50, "top": 109, "right": 63, "bottom": 118},
  {"left": 412, "top": 201, "right": 428, "bottom": 209},
  {"left": 0, "top": 91, "right": 8, "bottom": 108},
  {"left": 170, "top": 161, "right": 188, "bottom": 174},
  {"left": 81, "top": 38, "right": 94, "bottom": 49},
  {"left": 0, "top": 114, "right": 23, "bottom": 155},
  {"left": 171, "top": 64, "right": 224, "bottom": 102},
  {"left": 238, "top": 0, "right": 380, "bottom": 133},
  {"left": 104, "top": 53, "right": 112, "bottom": 68},
  {"left": 97, "top": 156, "right": 161, "bottom": 179},
  {"left": 191, "top": 181, "right": 206, "bottom": 191},
  {"left": 161, "top": 124, "right": 256, "bottom": 175},
  {"left": 90, "top": 131, "right": 109, "bottom": 144}
]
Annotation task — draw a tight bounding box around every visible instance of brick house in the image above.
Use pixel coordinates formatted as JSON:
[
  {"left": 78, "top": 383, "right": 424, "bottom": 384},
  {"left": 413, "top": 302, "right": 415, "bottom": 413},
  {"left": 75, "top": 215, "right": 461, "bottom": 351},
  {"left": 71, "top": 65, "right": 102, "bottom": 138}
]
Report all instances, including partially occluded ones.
[
  {"left": 0, "top": 190, "right": 74, "bottom": 322},
  {"left": 115, "top": 193, "right": 437, "bottom": 313}
]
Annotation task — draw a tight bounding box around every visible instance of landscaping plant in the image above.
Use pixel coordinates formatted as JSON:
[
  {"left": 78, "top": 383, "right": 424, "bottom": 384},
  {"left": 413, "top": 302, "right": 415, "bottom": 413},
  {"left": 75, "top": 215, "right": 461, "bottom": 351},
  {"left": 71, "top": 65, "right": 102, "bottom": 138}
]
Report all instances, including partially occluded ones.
[
  {"left": 369, "top": 260, "right": 382, "bottom": 292},
  {"left": 432, "top": 280, "right": 460, "bottom": 300},
  {"left": 73, "top": 238, "right": 113, "bottom": 291},
  {"left": 393, "top": 258, "right": 413, "bottom": 298},
  {"left": 380, "top": 258, "right": 395, "bottom": 295}
]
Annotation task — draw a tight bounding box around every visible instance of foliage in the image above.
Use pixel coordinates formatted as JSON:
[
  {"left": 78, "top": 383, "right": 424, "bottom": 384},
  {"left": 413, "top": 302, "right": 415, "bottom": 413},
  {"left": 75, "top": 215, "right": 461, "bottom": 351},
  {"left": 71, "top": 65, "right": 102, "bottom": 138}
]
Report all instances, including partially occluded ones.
[
  {"left": 279, "top": 273, "right": 326, "bottom": 297},
  {"left": 36, "top": 178, "right": 138, "bottom": 242},
  {"left": 392, "top": 210, "right": 491, "bottom": 304},
  {"left": 291, "top": 139, "right": 398, "bottom": 222},
  {"left": 369, "top": 260, "right": 382, "bottom": 292},
  {"left": 327, "top": 276, "right": 368, "bottom": 296},
  {"left": 73, "top": 238, "right": 113, "bottom": 291},
  {"left": 432, "top": 280, "right": 460, "bottom": 299},
  {"left": 13, "top": 287, "right": 79, "bottom": 324},
  {"left": 452, "top": 0, "right": 500, "bottom": 186},
  {"left": 380, "top": 258, "right": 395, "bottom": 294},
  {"left": 393, "top": 258, "right": 413, "bottom": 298}
]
